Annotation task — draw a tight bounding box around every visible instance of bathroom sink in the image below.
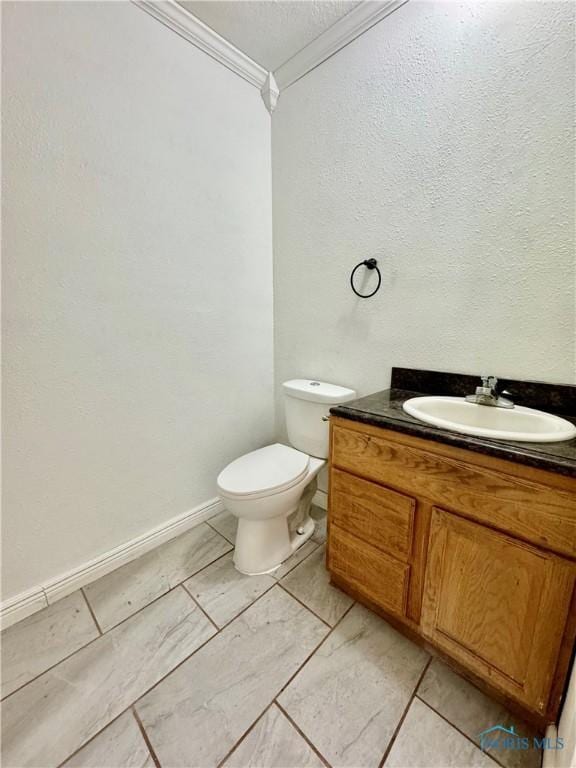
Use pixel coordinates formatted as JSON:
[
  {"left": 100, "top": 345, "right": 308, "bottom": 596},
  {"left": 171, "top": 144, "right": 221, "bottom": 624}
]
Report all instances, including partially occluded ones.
[{"left": 402, "top": 396, "right": 576, "bottom": 443}]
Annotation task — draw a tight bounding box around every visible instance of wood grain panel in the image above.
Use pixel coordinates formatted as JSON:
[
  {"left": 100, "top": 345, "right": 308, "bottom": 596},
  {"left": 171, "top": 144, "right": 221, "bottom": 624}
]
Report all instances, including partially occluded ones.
[
  {"left": 331, "top": 469, "right": 415, "bottom": 560},
  {"left": 331, "top": 417, "right": 576, "bottom": 494},
  {"left": 328, "top": 525, "right": 409, "bottom": 617},
  {"left": 406, "top": 500, "right": 432, "bottom": 623},
  {"left": 421, "top": 508, "right": 576, "bottom": 714},
  {"left": 331, "top": 422, "right": 576, "bottom": 559}
]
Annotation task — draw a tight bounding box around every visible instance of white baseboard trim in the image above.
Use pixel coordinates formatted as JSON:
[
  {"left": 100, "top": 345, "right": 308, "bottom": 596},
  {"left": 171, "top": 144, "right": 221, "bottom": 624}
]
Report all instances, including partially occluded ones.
[
  {"left": 1, "top": 497, "right": 224, "bottom": 630},
  {"left": 313, "top": 488, "right": 328, "bottom": 511},
  {"left": 0, "top": 588, "right": 49, "bottom": 630}
]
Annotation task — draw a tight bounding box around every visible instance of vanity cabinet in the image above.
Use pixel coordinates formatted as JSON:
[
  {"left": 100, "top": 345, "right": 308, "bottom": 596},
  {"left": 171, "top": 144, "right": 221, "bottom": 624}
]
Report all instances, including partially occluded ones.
[{"left": 327, "top": 417, "right": 576, "bottom": 724}]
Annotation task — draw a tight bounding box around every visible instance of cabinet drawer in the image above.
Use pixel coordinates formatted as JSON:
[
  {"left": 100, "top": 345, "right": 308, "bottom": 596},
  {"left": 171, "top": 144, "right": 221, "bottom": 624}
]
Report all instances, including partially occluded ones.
[
  {"left": 331, "top": 422, "right": 576, "bottom": 558},
  {"left": 331, "top": 469, "right": 415, "bottom": 561},
  {"left": 328, "top": 525, "right": 409, "bottom": 617}
]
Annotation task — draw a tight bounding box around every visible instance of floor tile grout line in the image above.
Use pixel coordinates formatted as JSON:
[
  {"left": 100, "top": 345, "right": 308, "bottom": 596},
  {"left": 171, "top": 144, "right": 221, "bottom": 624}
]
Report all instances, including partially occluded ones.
[
  {"left": 377, "top": 656, "right": 433, "bottom": 768},
  {"left": 132, "top": 706, "right": 163, "bottom": 768},
  {"left": 275, "top": 599, "right": 356, "bottom": 703},
  {"left": 50, "top": 589, "right": 431, "bottom": 768},
  {"left": 48, "top": 585, "right": 500, "bottom": 768},
  {"left": 276, "top": 581, "right": 334, "bottom": 629},
  {"left": 53, "top": 612, "right": 228, "bottom": 768},
  {"left": 131, "top": 583, "right": 342, "bottom": 768},
  {"left": 180, "top": 583, "right": 221, "bottom": 632},
  {"left": 213, "top": 597, "right": 354, "bottom": 768},
  {"left": 215, "top": 702, "right": 277, "bottom": 768},
  {"left": 213, "top": 588, "right": 350, "bottom": 768},
  {"left": 53, "top": 588, "right": 344, "bottom": 768},
  {"left": 7, "top": 511, "right": 316, "bottom": 655},
  {"left": 130, "top": 612, "right": 229, "bottom": 705},
  {"left": 54, "top": 708, "right": 131, "bottom": 768},
  {"left": 274, "top": 700, "right": 333, "bottom": 768},
  {"left": 181, "top": 538, "right": 324, "bottom": 632},
  {"left": 2, "top": 528, "right": 236, "bottom": 701},
  {"left": 177, "top": 546, "right": 235, "bottom": 588},
  {"left": 203, "top": 580, "right": 280, "bottom": 632},
  {"left": 54, "top": 569, "right": 326, "bottom": 767},
  {"left": 23, "top": 529, "right": 336, "bottom": 768},
  {"left": 180, "top": 551, "right": 304, "bottom": 636},
  {"left": 413, "top": 694, "right": 511, "bottom": 768},
  {"left": 84, "top": 523, "right": 234, "bottom": 631},
  {"left": 265, "top": 601, "right": 358, "bottom": 766},
  {"left": 1, "top": 601, "right": 108, "bottom": 704},
  {"left": 182, "top": 529, "right": 331, "bottom": 635},
  {"left": 1, "top": 581, "right": 201, "bottom": 705},
  {"left": 4, "top": 510, "right": 320, "bottom": 702},
  {"left": 6, "top": 505, "right": 532, "bottom": 768},
  {"left": 9, "top": 513, "right": 339, "bottom": 766},
  {"left": 8, "top": 543, "right": 342, "bottom": 768},
  {"left": 271, "top": 540, "right": 321, "bottom": 581},
  {"left": 80, "top": 586, "right": 103, "bottom": 635},
  {"left": 130, "top": 579, "right": 316, "bottom": 711},
  {"left": 205, "top": 517, "right": 236, "bottom": 545},
  {"left": 173, "top": 535, "right": 327, "bottom": 634}
]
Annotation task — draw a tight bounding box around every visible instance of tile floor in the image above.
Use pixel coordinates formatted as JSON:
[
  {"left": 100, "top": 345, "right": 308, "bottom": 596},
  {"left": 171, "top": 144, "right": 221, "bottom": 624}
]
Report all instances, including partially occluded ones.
[{"left": 1, "top": 507, "right": 542, "bottom": 768}]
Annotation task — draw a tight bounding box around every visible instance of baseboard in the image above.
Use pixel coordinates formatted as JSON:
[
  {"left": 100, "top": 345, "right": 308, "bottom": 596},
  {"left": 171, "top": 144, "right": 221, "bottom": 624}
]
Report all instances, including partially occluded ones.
[
  {"left": 1, "top": 497, "right": 224, "bottom": 630},
  {"left": 313, "top": 488, "right": 328, "bottom": 511},
  {"left": 0, "top": 587, "right": 49, "bottom": 630}
]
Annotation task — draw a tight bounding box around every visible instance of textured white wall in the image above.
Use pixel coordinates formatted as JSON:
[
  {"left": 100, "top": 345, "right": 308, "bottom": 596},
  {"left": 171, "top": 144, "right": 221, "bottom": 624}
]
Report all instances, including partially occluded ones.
[
  {"left": 2, "top": 1, "right": 274, "bottom": 600},
  {"left": 272, "top": 0, "right": 575, "bottom": 430},
  {"left": 4, "top": 0, "right": 575, "bottom": 601}
]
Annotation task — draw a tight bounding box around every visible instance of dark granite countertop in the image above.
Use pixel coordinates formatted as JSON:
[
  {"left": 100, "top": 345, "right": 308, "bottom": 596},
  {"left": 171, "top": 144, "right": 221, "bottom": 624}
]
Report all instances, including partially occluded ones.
[{"left": 330, "top": 368, "right": 576, "bottom": 478}]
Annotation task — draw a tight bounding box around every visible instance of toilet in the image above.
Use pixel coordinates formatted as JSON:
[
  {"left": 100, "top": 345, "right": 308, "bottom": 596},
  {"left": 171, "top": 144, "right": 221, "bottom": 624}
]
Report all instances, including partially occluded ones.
[{"left": 217, "top": 379, "right": 356, "bottom": 575}]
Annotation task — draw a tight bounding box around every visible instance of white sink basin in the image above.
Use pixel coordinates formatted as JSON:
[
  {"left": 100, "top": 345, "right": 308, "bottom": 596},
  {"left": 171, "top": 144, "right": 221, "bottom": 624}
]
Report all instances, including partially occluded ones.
[{"left": 402, "top": 396, "right": 576, "bottom": 443}]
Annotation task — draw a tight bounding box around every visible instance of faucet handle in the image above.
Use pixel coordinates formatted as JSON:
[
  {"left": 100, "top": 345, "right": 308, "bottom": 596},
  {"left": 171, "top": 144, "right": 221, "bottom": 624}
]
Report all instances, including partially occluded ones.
[{"left": 481, "top": 375, "right": 498, "bottom": 390}]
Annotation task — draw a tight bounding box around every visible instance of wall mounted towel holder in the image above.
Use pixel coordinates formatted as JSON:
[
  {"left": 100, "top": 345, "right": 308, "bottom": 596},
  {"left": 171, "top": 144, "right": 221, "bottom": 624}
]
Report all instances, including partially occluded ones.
[{"left": 350, "top": 258, "right": 381, "bottom": 298}]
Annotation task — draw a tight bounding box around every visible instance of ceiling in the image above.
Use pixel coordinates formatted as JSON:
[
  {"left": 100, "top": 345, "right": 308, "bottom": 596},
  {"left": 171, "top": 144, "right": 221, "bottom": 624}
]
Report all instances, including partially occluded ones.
[{"left": 177, "top": 1, "right": 361, "bottom": 71}]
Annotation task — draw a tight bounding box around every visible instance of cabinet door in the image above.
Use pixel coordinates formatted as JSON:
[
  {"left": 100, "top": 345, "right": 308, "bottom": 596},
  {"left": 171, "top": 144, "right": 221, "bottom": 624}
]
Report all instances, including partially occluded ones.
[{"left": 421, "top": 508, "right": 576, "bottom": 715}]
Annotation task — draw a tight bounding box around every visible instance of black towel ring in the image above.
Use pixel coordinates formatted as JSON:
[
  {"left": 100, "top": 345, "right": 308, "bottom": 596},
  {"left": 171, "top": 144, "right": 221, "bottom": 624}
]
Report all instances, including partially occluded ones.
[{"left": 350, "top": 258, "right": 382, "bottom": 299}]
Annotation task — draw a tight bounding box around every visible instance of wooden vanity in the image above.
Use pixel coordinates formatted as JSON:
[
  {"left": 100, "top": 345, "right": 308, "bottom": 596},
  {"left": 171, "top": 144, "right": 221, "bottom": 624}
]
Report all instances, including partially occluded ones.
[{"left": 327, "top": 416, "right": 576, "bottom": 726}]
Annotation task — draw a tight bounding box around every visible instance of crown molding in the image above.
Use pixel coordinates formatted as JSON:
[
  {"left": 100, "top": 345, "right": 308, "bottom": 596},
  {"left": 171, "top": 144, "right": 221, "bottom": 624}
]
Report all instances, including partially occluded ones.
[
  {"left": 133, "top": 0, "right": 410, "bottom": 111},
  {"left": 133, "top": 0, "right": 268, "bottom": 89},
  {"left": 261, "top": 72, "right": 279, "bottom": 114},
  {"left": 274, "top": 0, "right": 409, "bottom": 91}
]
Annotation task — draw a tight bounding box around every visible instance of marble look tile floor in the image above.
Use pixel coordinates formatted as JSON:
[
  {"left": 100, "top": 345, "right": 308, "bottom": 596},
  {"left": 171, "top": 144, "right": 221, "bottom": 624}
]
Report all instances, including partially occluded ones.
[{"left": 1, "top": 507, "right": 542, "bottom": 768}]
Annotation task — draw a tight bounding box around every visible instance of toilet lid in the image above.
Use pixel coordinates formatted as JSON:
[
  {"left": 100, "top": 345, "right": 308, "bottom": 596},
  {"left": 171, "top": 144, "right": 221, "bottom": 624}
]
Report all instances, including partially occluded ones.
[{"left": 217, "top": 443, "right": 310, "bottom": 497}]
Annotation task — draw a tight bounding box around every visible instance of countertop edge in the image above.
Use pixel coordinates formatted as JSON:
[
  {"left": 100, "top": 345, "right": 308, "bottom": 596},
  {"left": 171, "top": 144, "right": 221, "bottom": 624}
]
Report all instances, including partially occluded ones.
[{"left": 330, "top": 402, "right": 576, "bottom": 479}]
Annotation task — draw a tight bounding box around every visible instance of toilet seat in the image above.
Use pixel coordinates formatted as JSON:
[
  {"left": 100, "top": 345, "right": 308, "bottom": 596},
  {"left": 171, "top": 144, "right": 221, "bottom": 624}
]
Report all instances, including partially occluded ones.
[{"left": 217, "top": 443, "right": 310, "bottom": 500}]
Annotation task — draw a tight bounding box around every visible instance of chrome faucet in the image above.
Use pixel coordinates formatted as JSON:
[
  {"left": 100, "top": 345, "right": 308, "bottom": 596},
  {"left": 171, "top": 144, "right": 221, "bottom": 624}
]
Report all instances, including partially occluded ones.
[{"left": 465, "top": 376, "right": 514, "bottom": 409}]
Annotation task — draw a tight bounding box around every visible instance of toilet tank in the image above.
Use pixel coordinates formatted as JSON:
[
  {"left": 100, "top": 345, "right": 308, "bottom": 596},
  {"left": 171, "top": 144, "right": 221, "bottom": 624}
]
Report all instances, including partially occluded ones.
[{"left": 283, "top": 379, "right": 357, "bottom": 459}]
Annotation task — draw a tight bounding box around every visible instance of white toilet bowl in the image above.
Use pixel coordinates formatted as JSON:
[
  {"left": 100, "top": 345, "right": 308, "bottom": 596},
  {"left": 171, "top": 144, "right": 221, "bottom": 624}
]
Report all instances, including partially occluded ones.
[
  {"left": 217, "top": 443, "right": 324, "bottom": 575},
  {"left": 217, "top": 379, "right": 356, "bottom": 576}
]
